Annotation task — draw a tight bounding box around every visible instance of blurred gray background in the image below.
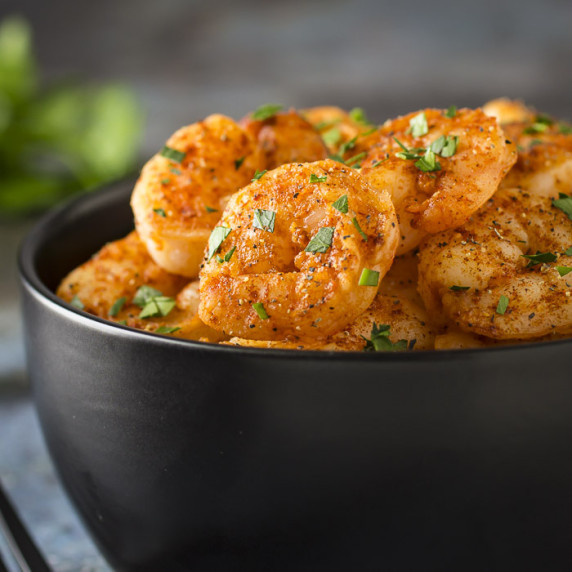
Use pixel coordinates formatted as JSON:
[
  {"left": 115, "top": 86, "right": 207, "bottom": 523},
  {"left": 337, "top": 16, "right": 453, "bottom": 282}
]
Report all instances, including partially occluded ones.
[
  {"left": 0, "top": 0, "right": 570, "bottom": 569},
  {"left": 3, "top": 0, "right": 571, "bottom": 155}
]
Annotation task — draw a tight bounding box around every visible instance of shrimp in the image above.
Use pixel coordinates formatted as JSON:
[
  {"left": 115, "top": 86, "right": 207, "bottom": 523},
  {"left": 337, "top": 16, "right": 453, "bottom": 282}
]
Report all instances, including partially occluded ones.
[
  {"left": 240, "top": 108, "right": 327, "bottom": 169},
  {"left": 357, "top": 108, "right": 517, "bottom": 254},
  {"left": 198, "top": 159, "right": 399, "bottom": 340},
  {"left": 417, "top": 187, "right": 572, "bottom": 339},
  {"left": 482, "top": 98, "right": 536, "bottom": 125},
  {"left": 131, "top": 114, "right": 264, "bottom": 278},
  {"left": 302, "top": 106, "right": 374, "bottom": 155},
  {"left": 57, "top": 232, "right": 225, "bottom": 342}
]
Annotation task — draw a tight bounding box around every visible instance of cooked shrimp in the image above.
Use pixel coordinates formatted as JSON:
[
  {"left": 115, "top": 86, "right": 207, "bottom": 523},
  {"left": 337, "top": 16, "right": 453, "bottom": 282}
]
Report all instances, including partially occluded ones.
[
  {"left": 240, "top": 108, "right": 327, "bottom": 169},
  {"left": 500, "top": 118, "right": 572, "bottom": 197},
  {"left": 57, "top": 232, "right": 224, "bottom": 342},
  {"left": 131, "top": 114, "right": 264, "bottom": 278},
  {"left": 199, "top": 159, "right": 399, "bottom": 340},
  {"left": 482, "top": 98, "right": 536, "bottom": 125},
  {"left": 226, "top": 291, "right": 436, "bottom": 351},
  {"left": 302, "top": 106, "right": 374, "bottom": 155},
  {"left": 418, "top": 187, "right": 572, "bottom": 339},
  {"left": 358, "top": 108, "right": 517, "bottom": 254}
]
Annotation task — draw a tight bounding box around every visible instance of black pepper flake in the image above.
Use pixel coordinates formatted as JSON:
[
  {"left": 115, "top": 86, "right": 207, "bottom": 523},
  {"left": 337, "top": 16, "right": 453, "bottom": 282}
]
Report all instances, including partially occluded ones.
[
  {"left": 529, "top": 313, "right": 535, "bottom": 319},
  {"left": 249, "top": 324, "right": 255, "bottom": 329}
]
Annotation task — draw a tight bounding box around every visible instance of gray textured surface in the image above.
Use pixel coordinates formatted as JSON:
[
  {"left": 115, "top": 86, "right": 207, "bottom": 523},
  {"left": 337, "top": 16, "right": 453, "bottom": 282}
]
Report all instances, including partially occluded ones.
[{"left": 0, "top": 0, "right": 570, "bottom": 568}]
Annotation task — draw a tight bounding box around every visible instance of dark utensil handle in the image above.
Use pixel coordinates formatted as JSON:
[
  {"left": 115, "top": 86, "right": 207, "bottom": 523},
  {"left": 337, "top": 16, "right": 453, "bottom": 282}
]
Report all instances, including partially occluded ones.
[{"left": 0, "top": 481, "right": 51, "bottom": 572}]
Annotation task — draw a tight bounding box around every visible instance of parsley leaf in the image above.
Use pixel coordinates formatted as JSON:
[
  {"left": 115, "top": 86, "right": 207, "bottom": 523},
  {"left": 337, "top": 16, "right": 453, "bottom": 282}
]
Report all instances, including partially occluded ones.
[
  {"left": 523, "top": 115, "right": 553, "bottom": 135},
  {"left": 553, "top": 193, "right": 572, "bottom": 220},
  {"left": 207, "top": 226, "right": 231, "bottom": 261},
  {"left": 496, "top": 295, "right": 509, "bottom": 315},
  {"left": 557, "top": 266, "right": 572, "bottom": 277},
  {"left": 415, "top": 148, "right": 442, "bottom": 172},
  {"left": 70, "top": 295, "right": 84, "bottom": 310},
  {"left": 205, "top": 205, "right": 218, "bottom": 213},
  {"left": 253, "top": 208, "right": 276, "bottom": 232},
  {"left": 252, "top": 302, "right": 269, "bottom": 320},
  {"left": 558, "top": 123, "right": 572, "bottom": 135},
  {"left": 332, "top": 194, "right": 348, "bottom": 213},
  {"left": 521, "top": 251, "right": 558, "bottom": 267},
  {"left": 252, "top": 169, "right": 267, "bottom": 181},
  {"left": 251, "top": 103, "right": 283, "bottom": 121},
  {"left": 358, "top": 268, "right": 379, "bottom": 286},
  {"left": 153, "top": 208, "right": 166, "bottom": 217},
  {"left": 363, "top": 323, "right": 407, "bottom": 352},
  {"left": 234, "top": 156, "right": 245, "bottom": 170},
  {"left": 352, "top": 217, "right": 368, "bottom": 241},
  {"left": 160, "top": 146, "right": 186, "bottom": 163},
  {"left": 139, "top": 296, "right": 176, "bottom": 319},
  {"left": 349, "top": 107, "right": 373, "bottom": 126},
  {"left": 155, "top": 326, "right": 180, "bottom": 334},
  {"left": 345, "top": 151, "right": 367, "bottom": 167},
  {"left": 322, "top": 127, "right": 342, "bottom": 147},
  {"left": 109, "top": 296, "right": 126, "bottom": 317},
  {"left": 133, "top": 285, "right": 163, "bottom": 307},
  {"left": 309, "top": 173, "right": 327, "bottom": 183},
  {"left": 339, "top": 136, "right": 358, "bottom": 156},
  {"left": 408, "top": 112, "right": 428, "bottom": 137},
  {"left": 445, "top": 105, "right": 457, "bottom": 118},
  {"left": 217, "top": 246, "right": 237, "bottom": 264},
  {"left": 305, "top": 227, "right": 335, "bottom": 253},
  {"left": 566, "top": 246, "right": 572, "bottom": 256},
  {"left": 430, "top": 135, "right": 458, "bottom": 158}
]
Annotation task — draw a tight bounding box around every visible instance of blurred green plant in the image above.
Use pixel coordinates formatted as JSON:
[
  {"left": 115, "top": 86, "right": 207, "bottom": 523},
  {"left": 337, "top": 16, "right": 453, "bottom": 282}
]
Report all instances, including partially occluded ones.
[{"left": 0, "top": 16, "right": 144, "bottom": 216}]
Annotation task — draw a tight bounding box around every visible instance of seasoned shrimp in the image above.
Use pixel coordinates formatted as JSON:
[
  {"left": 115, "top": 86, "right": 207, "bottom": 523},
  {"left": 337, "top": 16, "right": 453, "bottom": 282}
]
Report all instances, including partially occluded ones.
[
  {"left": 357, "top": 108, "right": 517, "bottom": 254},
  {"left": 199, "top": 159, "right": 399, "bottom": 340},
  {"left": 500, "top": 118, "right": 572, "bottom": 197},
  {"left": 57, "top": 232, "right": 225, "bottom": 342},
  {"left": 418, "top": 187, "right": 572, "bottom": 339},
  {"left": 482, "top": 98, "right": 535, "bottom": 125},
  {"left": 302, "top": 106, "right": 373, "bottom": 155},
  {"left": 240, "top": 108, "right": 327, "bottom": 169},
  {"left": 131, "top": 114, "right": 264, "bottom": 278}
]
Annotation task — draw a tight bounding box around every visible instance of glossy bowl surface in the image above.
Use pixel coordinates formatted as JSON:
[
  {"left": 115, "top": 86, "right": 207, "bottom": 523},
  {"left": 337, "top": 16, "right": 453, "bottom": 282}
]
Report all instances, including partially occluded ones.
[{"left": 19, "top": 180, "right": 572, "bottom": 571}]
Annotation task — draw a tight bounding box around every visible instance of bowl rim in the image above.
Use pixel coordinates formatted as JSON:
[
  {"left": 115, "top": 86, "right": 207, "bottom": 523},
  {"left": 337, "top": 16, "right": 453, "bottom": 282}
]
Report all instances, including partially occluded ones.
[{"left": 18, "top": 179, "right": 572, "bottom": 362}]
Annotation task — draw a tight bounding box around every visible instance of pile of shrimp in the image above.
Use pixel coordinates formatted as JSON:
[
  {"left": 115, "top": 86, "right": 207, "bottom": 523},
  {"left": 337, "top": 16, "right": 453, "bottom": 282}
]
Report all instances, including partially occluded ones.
[{"left": 57, "top": 99, "right": 572, "bottom": 351}]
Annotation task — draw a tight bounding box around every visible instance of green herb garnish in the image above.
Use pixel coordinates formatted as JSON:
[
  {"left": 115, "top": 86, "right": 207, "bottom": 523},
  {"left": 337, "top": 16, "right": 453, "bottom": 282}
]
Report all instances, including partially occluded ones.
[
  {"left": 234, "top": 156, "right": 245, "bottom": 170},
  {"left": 445, "top": 105, "right": 457, "bottom": 118},
  {"left": 253, "top": 208, "right": 276, "bottom": 232},
  {"left": 161, "top": 178, "right": 170, "bottom": 185},
  {"left": 305, "top": 227, "right": 335, "bottom": 253},
  {"left": 349, "top": 107, "right": 373, "bottom": 126},
  {"left": 352, "top": 217, "right": 368, "bottom": 241},
  {"left": 496, "top": 295, "right": 509, "bottom": 315},
  {"left": 430, "top": 135, "right": 459, "bottom": 158},
  {"left": 553, "top": 193, "right": 572, "bottom": 220},
  {"left": 558, "top": 123, "right": 572, "bottom": 135},
  {"left": 160, "top": 146, "right": 186, "bottom": 163},
  {"left": 339, "top": 136, "right": 358, "bottom": 156},
  {"left": 139, "top": 296, "right": 176, "bottom": 319},
  {"left": 415, "top": 148, "right": 441, "bottom": 172},
  {"left": 523, "top": 114, "right": 553, "bottom": 135},
  {"left": 309, "top": 173, "right": 327, "bottom": 183},
  {"left": 450, "top": 285, "right": 470, "bottom": 291},
  {"left": 207, "top": 226, "right": 231, "bottom": 261},
  {"left": 205, "top": 205, "right": 218, "bottom": 213},
  {"left": 358, "top": 268, "right": 379, "bottom": 286},
  {"left": 363, "top": 323, "right": 407, "bottom": 352},
  {"left": 70, "top": 295, "right": 84, "bottom": 310},
  {"left": 252, "top": 169, "right": 267, "bottom": 181},
  {"left": 133, "top": 285, "right": 163, "bottom": 307},
  {"left": 109, "top": 296, "right": 126, "bottom": 317},
  {"left": 557, "top": 266, "right": 572, "bottom": 277},
  {"left": 315, "top": 118, "right": 342, "bottom": 131},
  {"left": 218, "top": 245, "right": 237, "bottom": 263},
  {"left": 332, "top": 194, "right": 348, "bottom": 214},
  {"left": 521, "top": 251, "right": 558, "bottom": 267},
  {"left": 345, "top": 151, "right": 367, "bottom": 167},
  {"left": 252, "top": 302, "right": 269, "bottom": 320},
  {"left": 565, "top": 246, "right": 572, "bottom": 256},
  {"left": 155, "top": 326, "right": 180, "bottom": 334},
  {"left": 251, "top": 103, "right": 283, "bottom": 121},
  {"left": 322, "top": 127, "right": 342, "bottom": 147},
  {"left": 153, "top": 208, "right": 166, "bottom": 217},
  {"left": 408, "top": 112, "right": 428, "bottom": 137}
]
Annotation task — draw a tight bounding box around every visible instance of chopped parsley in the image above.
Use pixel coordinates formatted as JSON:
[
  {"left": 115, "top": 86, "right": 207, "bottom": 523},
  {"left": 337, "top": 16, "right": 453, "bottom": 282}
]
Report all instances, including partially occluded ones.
[
  {"left": 553, "top": 193, "right": 572, "bottom": 220},
  {"left": 205, "top": 205, "right": 218, "bottom": 213},
  {"left": 566, "top": 246, "right": 572, "bottom": 256},
  {"left": 358, "top": 268, "right": 379, "bottom": 286},
  {"left": 430, "top": 135, "right": 459, "bottom": 158},
  {"left": 557, "top": 266, "right": 572, "bottom": 277},
  {"left": 155, "top": 326, "right": 180, "bottom": 334},
  {"left": 407, "top": 112, "right": 428, "bottom": 137},
  {"left": 160, "top": 146, "right": 186, "bottom": 163},
  {"left": 332, "top": 194, "right": 349, "bottom": 214},
  {"left": 70, "top": 295, "right": 84, "bottom": 310},
  {"left": 363, "top": 323, "right": 407, "bottom": 352},
  {"left": 207, "top": 226, "right": 231, "bottom": 261},
  {"left": 352, "top": 217, "right": 368, "bottom": 241},
  {"left": 415, "top": 148, "right": 441, "bottom": 172},
  {"left": 305, "top": 227, "right": 335, "bottom": 253},
  {"left": 349, "top": 107, "right": 373, "bottom": 126},
  {"left": 234, "top": 156, "right": 245, "bottom": 170},
  {"left": 339, "top": 136, "right": 358, "bottom": 156},
  {"left": 315, "top": 118, "right": 342, "bottom": 131},
  {"left": 309, "top": 173, "right": 327, "bottom": 183},
  {"left": 521, "top": 251, "right": 558, "bottom": 267},
  {"left": 450, "top": 285, "right": 470, "bottom": 291},
  {"left": 558, "top": 123, "right": 572, "bottom": 135},
  {"left": 109, "top": 297, "right": 126, "bottom": 317},
  {"left": 253, "top": 208, "right": 276, "bottom": 232},
  {"left": 445, "top": 105, "right": 457, "bottom": 118},
  {"left": 252, "top": 169, "right": 267, "bottom": 181},
  {"left": 496, "top": 295, "right": 509, "bottom": 315},
  {"left": 523, "top": 114, "right": 553, "bottom": 135},
  {"left": 161, "top": 178, "right": 170, "bottom": 185},
  {"left": 251, "top": 103, "right": 283, "bottom": 121},
  {"left": 139, "top": 296, "right": 176, "bottom": 319},
  {"left": 322, "top": 127, "right": 342, "bottom": 147},
  {"left": 346, "top": 151, "right": 367, "bottom": 167},
  {"left": 328, "top": 153, "right": 346, "bottom": 164},
  {"left": 217, "top": 246, "right": 237, "bottom": 264},
  {"left": 153, "top": 208, "right": 166, "bottom": 217},
  {"left": 252, "top": 302, "right": 269, "bottom": 320},
  {"left": 133, "top": 285, "right": 163, "bottom": 307}
]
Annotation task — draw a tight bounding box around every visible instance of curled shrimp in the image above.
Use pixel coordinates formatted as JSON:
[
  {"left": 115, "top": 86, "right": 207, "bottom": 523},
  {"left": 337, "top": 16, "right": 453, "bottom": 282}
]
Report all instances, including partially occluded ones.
[
  {"left": 131, "top": 114, "right": 264, "bottom": 278},
  {"left": 302, "top": 106, "right": 373, "bottom": 155},
  {"left": 240, "top": 108, "right": 327, "bottom": 169},
  {"left": 418, "top": 187, "right": 572, "bottom": 339},
  {"left": 356, "top": 108, "right": 517, "bottom": 254},
  {"left": 57, "top": 232, "right": 225, "bottom": 342},
  {"left": 198, "top": 159, "right": 399, "bottom": 340}
]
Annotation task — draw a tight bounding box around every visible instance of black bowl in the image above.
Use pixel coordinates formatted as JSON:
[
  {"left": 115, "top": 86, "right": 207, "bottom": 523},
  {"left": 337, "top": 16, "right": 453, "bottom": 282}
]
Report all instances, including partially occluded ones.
[{"left": 19, "top": 180, "right": 572, "bottom": 571}]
